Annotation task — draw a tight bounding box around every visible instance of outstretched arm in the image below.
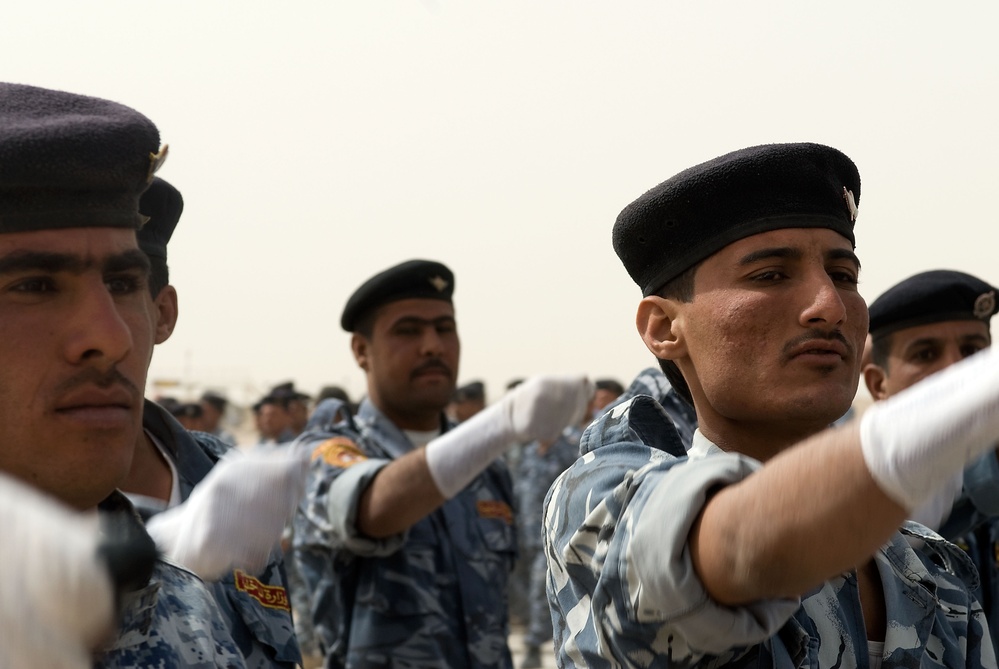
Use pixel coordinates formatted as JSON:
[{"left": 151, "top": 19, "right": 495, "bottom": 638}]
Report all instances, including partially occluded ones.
[
  {"left": 358, "top": 374, "right": 592, "bottom": 538},
  {"left": 693, "top": 346, "right": 999, "bottom": 605}
]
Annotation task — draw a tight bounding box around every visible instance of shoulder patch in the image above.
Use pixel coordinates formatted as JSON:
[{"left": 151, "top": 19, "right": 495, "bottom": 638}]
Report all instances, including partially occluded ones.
[
  {"left": 312, "top": 436, "right": 368, "bottom": 468},
  {"left": 477, "top": 499, "right": 514, "bottom": 525},
  {"left": 233, "top": 569, "right": 291, "bottom": 611}
]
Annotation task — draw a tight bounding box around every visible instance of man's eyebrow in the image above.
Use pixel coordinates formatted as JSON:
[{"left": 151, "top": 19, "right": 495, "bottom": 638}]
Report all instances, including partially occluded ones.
[
  {"left": 105, "top": 249, "right": 151, "bottom": 275},
  {"left": 737, "top": 247, "right": 802, "bottom": 265},
  {"left": 0, "top": 248, "right": 151, "bottom": 275},
  {"left": 736, "top": 246, "right": 862, "bottom": 271},
  {"left": 826, "top": 247, "right": 862, "bottom": 270},
  {"left": 390, "top": 315, "right": 456, "bottom": 328}
]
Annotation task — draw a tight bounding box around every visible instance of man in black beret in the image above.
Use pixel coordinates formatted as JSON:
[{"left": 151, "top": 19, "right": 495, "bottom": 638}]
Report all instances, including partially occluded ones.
[
  {"left": 0, "top": 82, "right": 246, "bottom": 667},
  {"left": 545, "top": 143, "right": 999, "bottom": 667},
  {"left": 293, "top": 259, "right": 592, "bottom": 668},
  {"left": 862, "top": 268, "right": 999, "bottom": 651},
  {"left": 121, "top": 176, "right": 303, "bottom": 667},
  {"left": 200, "top": 390, "right": 238, "bottom": 445}
]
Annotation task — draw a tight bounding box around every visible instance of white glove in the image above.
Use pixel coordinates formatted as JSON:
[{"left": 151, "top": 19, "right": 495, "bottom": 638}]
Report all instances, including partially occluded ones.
[
  {"left": 146, "top": 446, "right": 309, "bottom": 580},
  {"left": 0, "top": 473, "right": 116, "bottom": 669},
  {"left": 861, "top": 345, "right": 999, "bottom": 512},
  {"left": 426, "top": 374, "right": 593, "bottom": 498}
]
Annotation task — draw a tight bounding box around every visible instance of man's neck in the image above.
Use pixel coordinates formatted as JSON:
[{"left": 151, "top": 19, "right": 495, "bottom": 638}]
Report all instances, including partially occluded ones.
[
  {"left": 697, "top": 415, "right": 830, "bottom": 462},
  {"left": 119, "top": 430, "right": 173, "bottom": 503},
  {"left": 373, "top": 401, "right": 443, "bottom": 432}
]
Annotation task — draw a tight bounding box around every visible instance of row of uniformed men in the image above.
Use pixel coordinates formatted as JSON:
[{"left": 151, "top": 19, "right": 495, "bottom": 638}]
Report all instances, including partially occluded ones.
[{"left": 3, "top": 80, "right": 999, "bottom": 669}]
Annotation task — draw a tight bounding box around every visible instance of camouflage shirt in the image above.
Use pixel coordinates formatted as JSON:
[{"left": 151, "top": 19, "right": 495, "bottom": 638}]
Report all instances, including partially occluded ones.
[
  {"left": 939, "top": 450, "right": 999, "bottom": 656},
  {"left": 545, "top": 395, "right": 997, "bottom": 668},
  {"left": 293, "top": 398, "right": 517, "bottom": 668},
  {"left": 95, "top": 492, "right": 247, "bottom": 668},
  {"left": 139, "top": 401, "right": 302, "bottom": 668},
  {"left": 606, "top": 367, "right": 698, "bottom": 448}
]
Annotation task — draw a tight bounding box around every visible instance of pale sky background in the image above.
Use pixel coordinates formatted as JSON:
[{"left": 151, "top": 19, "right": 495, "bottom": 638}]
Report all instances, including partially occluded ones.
[{"left": 3, "top": 2, "right": 997, "bottom": 409}]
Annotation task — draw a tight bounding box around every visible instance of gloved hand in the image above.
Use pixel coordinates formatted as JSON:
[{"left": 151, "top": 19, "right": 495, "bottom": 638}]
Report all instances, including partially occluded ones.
[
  {"left": 426, "top": 374, "right": 593, "bottom": 498},
  {"left": 0, "top": 473, "right": 117, "bottom": 669},
  {"left": 861, "top": 345, "right": 999, "bottom": 512},
  {"left": 499, "top": 373, "right": 594, "bottom": 443},
  {"left": 146, "top": 446, "right": 309, "bottom": 580}
]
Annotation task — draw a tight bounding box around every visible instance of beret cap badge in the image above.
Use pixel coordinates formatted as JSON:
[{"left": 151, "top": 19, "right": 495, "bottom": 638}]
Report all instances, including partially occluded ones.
[
  {"left": 974, "top": 291, "right": 996, "bottom": 320},
  {"left": 147, "top": 144, "right": 169, "bottom": 183},
  {"left": 429, "top": 275, "right": 448, "bottom": 292},
  {"left": 842, "top": 187, "right": 858, "bottom": 222}
]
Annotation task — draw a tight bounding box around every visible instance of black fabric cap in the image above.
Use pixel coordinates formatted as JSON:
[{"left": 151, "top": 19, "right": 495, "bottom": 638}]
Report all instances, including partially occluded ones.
[
  {"left": 613, "top": 143, "right": 860, "bottom": 296},
  {"left": 453, "top": 381, "right": 485, "bottom": 403},
  {"left": 137, "top": 177, "right": 183, "bottom": 260},
  {"left": 170, "top": 402, "right": 203, "bottom": 419},
  {"left": 868, "top": 270, "right": 998, "bottom": 340},
  {"left": 0, "top": 82, "right": 164, "bottom": 232},
  {"left": 269, "top": 381, "right": 310, "bottom": 402},
  {"left": 200, "top": 391, "right": 228, "bottom": 412},
  {"left": 341, "top": 259, "right": 455, "bottom": 331}
]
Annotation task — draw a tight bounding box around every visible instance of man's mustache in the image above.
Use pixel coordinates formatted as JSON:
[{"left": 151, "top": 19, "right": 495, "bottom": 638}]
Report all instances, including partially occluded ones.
[{"left": 411, "top": 359, "right": 453, "bottom": 379}]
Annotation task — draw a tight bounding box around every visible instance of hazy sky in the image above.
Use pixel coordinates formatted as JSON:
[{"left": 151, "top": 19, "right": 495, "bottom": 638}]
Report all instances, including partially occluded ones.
[{"left": 3, "top": 2, "right": 997, "bottom": 407}]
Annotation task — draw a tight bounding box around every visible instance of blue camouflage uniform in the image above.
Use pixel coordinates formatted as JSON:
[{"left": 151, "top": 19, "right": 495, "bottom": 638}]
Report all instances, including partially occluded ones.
[
  {"left": 939, "top": 452, "right": 999, "bottom": 656},
  {"left": 606, "top": 367, "right": 698, "bottom": 449},
  {"left": 139, "top": 400, "right": 302, "bottom": 668},
  {"left": 515, "top": 425, "right": 585, "bottom": 650},
  {"left": 293, "top": 397, "right": 517, "bottom": 669},
  {"left": 544, "top": 396, "right": 997, "bottom": 668},
  {"left": 95, "top": 491, "right": 247, "bottom": 668}
]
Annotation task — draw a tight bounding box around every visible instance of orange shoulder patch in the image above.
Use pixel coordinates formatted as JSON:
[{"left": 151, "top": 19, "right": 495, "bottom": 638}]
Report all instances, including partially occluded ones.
[
  {"left": 477, "top": 499, "right": 514, "bottom": 525},
  {"left": 233, "top": 569, "right": 291, "bottom": 611},
  {"left": 312, "top": 436, "right": 368, "bottom": 468}
]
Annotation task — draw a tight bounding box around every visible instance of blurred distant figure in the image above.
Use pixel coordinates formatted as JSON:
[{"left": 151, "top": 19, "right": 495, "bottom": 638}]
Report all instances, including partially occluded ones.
[
  {"left": 200, "top": 391, "right": 238, "bottom": 446},
  {"left": 255, "top": 394, "right": 295, "bottom": 446},
  {"left": 170, "top": 402, "right": 205, "bottom": 432},
  {"left": 515, "top": 386, "right": 593, "bottom": 669},
  {"left": 309, "top": 386, "right": 355, "bottom": 428},
  {"left": 155, "top": 395, "right": 182, "bottom": 416},
  {"left": 270, "top": 382, "right": 312, "bottom": 438},
  {"left": 590, "top": 378, "right": 625, "bottom": 417},
  {"left": 447, "top": 380, "right": 486, "bottom": 422},
  {"left": 317, "top": 384, "right": 351, "bottom": 405}
]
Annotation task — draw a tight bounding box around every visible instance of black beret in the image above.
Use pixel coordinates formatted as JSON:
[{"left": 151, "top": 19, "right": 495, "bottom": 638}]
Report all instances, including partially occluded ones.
[
  {"left": 200, "top": 391, "right": 228, "bottom": 412},
  {"left": 170, "top": 402, "right": 203, "bottom": 420},
  {"left": 868, "top": 270, "right": 998, "bottom": 340},
  {"left": 137, "top": 178, "right": 183, "bottom": 260},
  {"left": 613, "top": 143, "right": 860, "bottom": 296},
  {"left": 0, "top": 82, "right": 165, "bottom": 233},
  {"left": 453, "top": 381, "right": 485, "bottom": 403},
  {"left": 341, "top": 259, "right": 454, "bottom": 332}
]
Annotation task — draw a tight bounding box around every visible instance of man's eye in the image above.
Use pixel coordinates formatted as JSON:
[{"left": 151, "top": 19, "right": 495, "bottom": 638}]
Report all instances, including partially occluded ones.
[
  {"left": 961, "top": 345, "right": 986, "bottom": 359},
  {"left": 11, "top": 277, "right": 55, "bottom": 293},
  {"left": 830, "top": 271, "right": 859, "bottom": 285},
  {"left": 913, "top": 349, "right": 937, "bottom": 362},
  {"left": 106, "top": 275, "right": 141, "bottom": 294},
  {"left": 751, "top": 271, "right": 785, "bottom": 283}
]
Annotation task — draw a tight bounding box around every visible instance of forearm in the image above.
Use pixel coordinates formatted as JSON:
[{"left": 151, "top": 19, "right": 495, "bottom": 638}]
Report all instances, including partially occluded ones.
[
  {"left": 692, "top": 422, "right": 907, "bottom": 604},
  {"left": 356, "top": 448, "right": 446, "bottom": 539}
]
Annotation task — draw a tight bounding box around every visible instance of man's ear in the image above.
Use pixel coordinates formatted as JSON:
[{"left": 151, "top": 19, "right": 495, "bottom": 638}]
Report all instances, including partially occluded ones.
[
  {"left": 863, "top": 363, "right": 890, "bottom": 401},
  {"left": 636, "top": 296, "right": 686, "bottom": 361},
  {"left": 153, "top": 285, "right": 178, "bottom": 345},
  {"left": 351, "top": 333, "right": 370, "bottom": 371}
]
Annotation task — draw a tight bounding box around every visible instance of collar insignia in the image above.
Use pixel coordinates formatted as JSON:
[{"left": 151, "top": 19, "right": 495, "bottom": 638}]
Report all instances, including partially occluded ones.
[
  {"left": 842, "top": 187, "right": 858, "bottom": 222},
  {"left": 974, "top": 291, "right": 996, "bottom": 319}
]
